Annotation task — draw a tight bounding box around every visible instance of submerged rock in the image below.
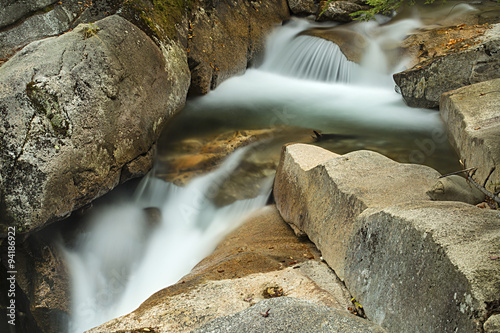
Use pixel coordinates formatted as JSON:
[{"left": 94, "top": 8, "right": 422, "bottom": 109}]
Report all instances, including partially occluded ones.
[{"left": 0, "top": 15, "right": 190, "bottom": 233}]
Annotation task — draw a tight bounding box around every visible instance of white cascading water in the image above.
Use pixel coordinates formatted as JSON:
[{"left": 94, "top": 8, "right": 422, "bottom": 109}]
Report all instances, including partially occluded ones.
[
  {"left": 63, "top": 148, "right": 271, "bottom": 333},
  {"left": 183, "top": 17, "right": 443, "bottom": 137},
  {"left": 63, "top": 11, "right": 468, "bottom": 332}
]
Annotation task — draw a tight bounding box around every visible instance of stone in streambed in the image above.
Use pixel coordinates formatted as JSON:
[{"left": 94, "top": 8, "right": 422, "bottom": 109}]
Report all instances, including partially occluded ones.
[
  {"left": 300, "top": 27, "right": 367, "bottom": 63},
  {"left": 393, "top": 23, "right": 500, "bottom": 108},
  {"left": 273, "top": 143, "right": 440, "bottom": 280},
  {"left": 345, "top": 201, "right": 500, "bottom": 332},
  {"left": 440, "top": 78, "right": 500, "bottom": 193}
]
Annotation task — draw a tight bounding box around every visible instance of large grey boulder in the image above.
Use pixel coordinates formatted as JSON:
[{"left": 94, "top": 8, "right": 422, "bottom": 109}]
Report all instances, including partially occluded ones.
[
  {"left": 273, "top": 143, "right": 440, "bottom": 280},
  {"left": 345, "top": 201, "right": 500, "bottom": 332},
  {"left": 393, "top": 23, "right": 500, "bottom": 108},
  {"left": 193, "top": 297, "right": 387, "bottom": 333},
  {"left": 0, "top": 15, "right": 190, "bottom": 233},
  {"left": 440, "top": 78, "right": 500, "bottom": 192}
]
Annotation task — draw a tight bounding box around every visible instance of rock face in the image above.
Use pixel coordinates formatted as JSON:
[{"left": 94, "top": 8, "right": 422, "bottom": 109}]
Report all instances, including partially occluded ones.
[
  {"left": 0, "top": 0, "right": 122, "bottom": 61},
  {"left": 86, "top": 206, "right": 360, "bottom": 332},
  {"left": 273, "top": 143, "right": 500, "bottom": 332},
  {"left": 288, "top": 0, "right": 317, "bottom": 16},
  {"left": 345, "top": 201, "right": 500, "bottom": 332},
  {"left": 0, "top": 15, "right": 190, "bottom": 233},
  {"left": 440, "top": 78, "right": 500, "bottom": 192},
  {"left": 316, "top": 1, "right": 369, "bottom": 23},
  {"left": 186, "top": 0, "right": 290, "bottom": 95},
  {"left": 273, "top": 143, "right": 440, "bottom": 280},
  {"left": 393, "top": 23, "right": 500, "bottom": 108},
  {"left": 194, "top": 297, "right": 387, "bottom": 333}
]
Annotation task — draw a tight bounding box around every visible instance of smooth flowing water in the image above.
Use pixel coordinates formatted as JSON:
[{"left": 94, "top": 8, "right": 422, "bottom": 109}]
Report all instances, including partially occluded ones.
[{"left": 64, "top": 14, "right": 461, "bottom": 333}]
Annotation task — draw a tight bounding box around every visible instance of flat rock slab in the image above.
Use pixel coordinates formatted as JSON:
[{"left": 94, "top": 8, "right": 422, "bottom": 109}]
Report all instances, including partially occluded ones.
[
  {"left": 193, "top": 297, "right": 387, "bottom": 333},
  {"left": 273, "top": 143, "right": 440, "bottom": 280},
  {"left": 440, "top": 78, "right": 500, "bottom": 191},
  {"left": 346, "top": 201, "right": 500, "bottom": 332}
]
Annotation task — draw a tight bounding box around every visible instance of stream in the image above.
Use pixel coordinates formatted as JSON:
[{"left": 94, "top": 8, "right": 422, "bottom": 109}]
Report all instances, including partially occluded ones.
[{"left": 63, "top": 13, "right": 462, "bottom": 333}]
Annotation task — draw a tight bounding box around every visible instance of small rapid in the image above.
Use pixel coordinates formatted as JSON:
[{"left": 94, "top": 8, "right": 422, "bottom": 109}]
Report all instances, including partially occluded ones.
[
  {"left": 64, "top": 13, "right": 460, "bottom": 333},
  {"left": 63, "top": 148, "right": 271, "bottom": 333}
]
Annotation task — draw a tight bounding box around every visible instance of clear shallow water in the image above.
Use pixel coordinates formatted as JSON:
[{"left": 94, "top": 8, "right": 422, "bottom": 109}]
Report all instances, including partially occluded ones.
[{"left": 64, "top": 15, "right": 460, "bottom": 333}]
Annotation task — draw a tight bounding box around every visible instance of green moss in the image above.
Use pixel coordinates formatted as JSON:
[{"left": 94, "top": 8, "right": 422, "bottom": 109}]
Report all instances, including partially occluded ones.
[
  {"left": 83, "top": 23, "right": 100, "bottom": 39},
  {"left": 122, "top": 0, "right": 194, "bottom": 41},
  {"left": 25, "top": 81, "right": 69, "bottom": 137}
]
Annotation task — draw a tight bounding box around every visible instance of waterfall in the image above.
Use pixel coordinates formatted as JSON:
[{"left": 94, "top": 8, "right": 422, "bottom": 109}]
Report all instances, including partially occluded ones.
[
  {"left": 64, "top": 14, "right": 458, "bottom": 333},
  {"left": 261, "top": 34, "right": 358, "bottom": 82},
  {"left": 63, "top": 148, "right": 271, "bottom": 333}
]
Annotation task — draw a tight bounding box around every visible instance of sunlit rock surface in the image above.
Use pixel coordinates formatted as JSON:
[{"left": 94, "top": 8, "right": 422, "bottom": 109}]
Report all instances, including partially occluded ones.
[
  {"left": 273, "top": 144, "right": 440, "bottom": 280},
  {"left": 440, "top": 78, "right": 500, "bottom": 192},
  {"left": 194, "top": 297, "right": 387, "bottom": 333},
  {"left": 273, "top": 143, "right": 500, "bottom": 332},
  {"left": 394, "top": 23, "right": 500, "bottom": 108}
]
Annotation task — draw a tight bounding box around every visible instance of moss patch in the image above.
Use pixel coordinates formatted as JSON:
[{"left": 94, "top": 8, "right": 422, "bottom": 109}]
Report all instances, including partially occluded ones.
[
  {"left": 122, "top": 0, "right": 194, "bottom": 41},
  {"left": 26, "top": 81, "right": 69, "bottom": 137}
]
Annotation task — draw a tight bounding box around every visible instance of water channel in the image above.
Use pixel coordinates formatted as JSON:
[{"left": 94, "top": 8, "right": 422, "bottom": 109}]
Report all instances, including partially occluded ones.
[{"left": 63, "top": 11, "right": 465, "bottom": 333}]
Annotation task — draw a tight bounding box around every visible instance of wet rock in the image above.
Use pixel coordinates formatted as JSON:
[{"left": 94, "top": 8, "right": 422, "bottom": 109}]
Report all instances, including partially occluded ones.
[
  {"left": 156, "top": 126, "right": 314, "bottom": 205},
  {"left": 345, "top": 201, "right": 500, "bottom": 332},
  {"left": 0, "top": 15, "right": 190, "bottom": 233},
  {"left": 194, "top": 297, "right": 387, "bottom": 333},
  {"left": 393, "top": 23, "right": 500, "bottom": 108},
  {"left": 85, "top": 205, "right": 356, "bottom": 332},
  {"left": 273, "top": 143, "right": 439, "bottom": 280},
  {"left": 440, "top": 78, "right": 500, "bottom": 192},
  {"left": 1, "top": 228, "right": 70, "bottom": 333},
  {"left": 288, "top": 0, "right": 317, "bottom": 16},
  {"left": 187, "top": 0, "right": 290, "bottom": 96}
]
